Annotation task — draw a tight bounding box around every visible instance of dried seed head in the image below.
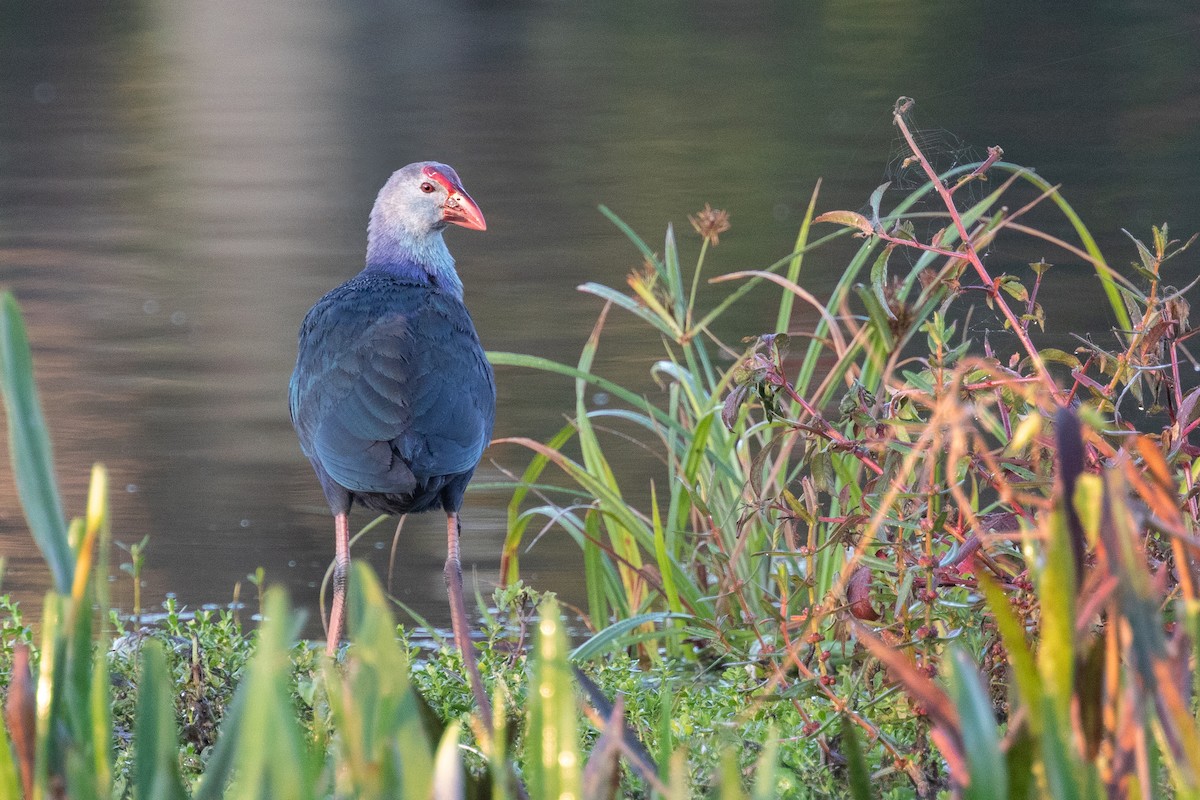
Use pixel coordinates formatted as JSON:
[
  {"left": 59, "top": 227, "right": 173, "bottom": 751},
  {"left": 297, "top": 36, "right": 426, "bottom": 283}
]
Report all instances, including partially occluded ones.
[{"left": 689, "top": 203, "right": 731, "bottom": 246}]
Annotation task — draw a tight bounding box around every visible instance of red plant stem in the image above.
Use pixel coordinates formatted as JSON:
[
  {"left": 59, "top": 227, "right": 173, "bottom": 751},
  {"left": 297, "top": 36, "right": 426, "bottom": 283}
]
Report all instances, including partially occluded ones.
[
  {"left": 1026, "top": 266, "right": 1045, "bottom": 334},
  {"left": 1170, "top": 327, "right": 1184, "bottom": 419},
  {"left": 962, "top": 376, "right": 1041, "bottom": 392},
  {"left": 891, "top": 100, "right": 1059, "bottom": 400},
  {"left": 874, "top": 230, "right": 969, "bottom": 262},
  {"left": 773, "top": 375, "right": 885, "bottom": 475},
  {"left": 949, "top": 145, "right": 1004, "bottom": 196},
  {"left": 978, "top": 337, "right": 1013, "bottom": 439}
]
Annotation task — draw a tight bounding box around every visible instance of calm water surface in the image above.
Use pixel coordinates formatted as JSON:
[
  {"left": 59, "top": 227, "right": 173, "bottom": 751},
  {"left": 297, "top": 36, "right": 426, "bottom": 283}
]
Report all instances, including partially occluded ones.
[{"left": 2, "top": 2, "right": 1199, "bottom": 634}]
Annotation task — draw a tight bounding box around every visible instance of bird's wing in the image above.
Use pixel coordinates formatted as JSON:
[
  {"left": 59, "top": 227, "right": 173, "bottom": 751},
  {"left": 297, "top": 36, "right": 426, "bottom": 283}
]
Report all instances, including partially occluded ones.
[{"left": 290, "top": 280, "right": 495, "bottom": 496}]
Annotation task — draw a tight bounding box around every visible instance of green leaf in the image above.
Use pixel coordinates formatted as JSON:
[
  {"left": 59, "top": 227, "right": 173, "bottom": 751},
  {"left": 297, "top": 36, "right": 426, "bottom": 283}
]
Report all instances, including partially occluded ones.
[
  {"left": 998, "top": 276, "right": 1028, "bottom": 303},
  {"left": 1037, "top": 348, "right": 1081, "bottom": 370},
  {"left": 0, "top": 292, "right": 73, "bottom": 593},
  {"left": 869, "top": 246, "right": 896, "bottom": 321},
  {"left": 868, "top": 181, "right": 890, "bottom": 226},
  {"left": 1123, "top": 228, "right": 1159, "bottom": 280}
]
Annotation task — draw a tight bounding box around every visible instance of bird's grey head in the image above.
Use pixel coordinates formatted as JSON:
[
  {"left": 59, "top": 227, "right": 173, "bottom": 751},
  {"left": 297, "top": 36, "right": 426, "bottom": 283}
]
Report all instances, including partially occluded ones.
[
  {"left": 366, "top": 162, "right": 486, "bottom": 288},
  {"left": 371, "top": 161, "right": 486, "bottom": 238}
]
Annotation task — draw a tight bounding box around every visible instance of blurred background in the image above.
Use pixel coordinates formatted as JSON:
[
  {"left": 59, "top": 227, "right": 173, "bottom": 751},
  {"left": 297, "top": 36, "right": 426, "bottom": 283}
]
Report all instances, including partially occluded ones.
[{"left": 2, "top": 1, "right": 1198, "bottom": 634}]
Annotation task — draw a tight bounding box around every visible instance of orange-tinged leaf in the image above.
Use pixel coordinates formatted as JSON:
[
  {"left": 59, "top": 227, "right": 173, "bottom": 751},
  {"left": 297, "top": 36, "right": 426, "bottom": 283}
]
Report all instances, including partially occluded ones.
[
  {"left": 813, "top": 210, "right": 874, "bottom": 236},
  {"left": 1136, "top": 434, "right": 1174, "bottom": 491}
]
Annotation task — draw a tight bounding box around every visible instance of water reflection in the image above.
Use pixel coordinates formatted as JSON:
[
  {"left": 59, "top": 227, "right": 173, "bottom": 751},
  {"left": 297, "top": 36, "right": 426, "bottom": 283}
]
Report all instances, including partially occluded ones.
[{"left": 1, "top": 2, "right": 1198, "bottom": 634}]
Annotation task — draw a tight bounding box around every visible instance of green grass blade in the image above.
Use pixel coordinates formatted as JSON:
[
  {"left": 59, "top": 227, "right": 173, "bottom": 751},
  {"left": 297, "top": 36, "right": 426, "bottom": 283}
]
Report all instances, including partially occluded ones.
[
  {"left": 501, "top": 421, "right": 579, "bottom": 584},
  {"left": 598, "top": 204, "right": 660, "bottom": 271},
  {"left": 513, "top": 440, "right": 704, "bottom": 612},
  {"left": 338, "top": 564, "right": 434, "bottom": 798},
  {"left": 1039, "top": 704, "right": 1084, "bottom": 800},
  {"left": 948, "top": 649, "right": 1006, "bottom": 800},
  {"left": 664, "top": 223, "right": 685, "bottom": 324},
  {"left": 87, "top": 647, "right": 112, "bottom": 798},
  {"left": 431, "top": 721, "right": 464, "bottom": 800},
  {"left": 0, "top": 707, "right": 20, "bottom": 800},
  {"left": 656, "top": 678, "right": 675, "bottom": 781},
  {"left": 578, "top": 282, "right": 683, "bottom": 339},
  {"left": 749, "top": 727, "right": 780, "bottom": 800},
  {"left": 994, "top": 163, "right": 1127, "bottom": 331},
  {"left": 694, "top": 230, "right": 846, "bottom": 336},
  {"left": 526, "top": 598, "right": 581, "bottom": 800},
  {"left": 195, "top": 588, "right": 314, "bottom": 800},
  {"left": 489, "top": 683, "right": 511, "bottom": 800},
  {"left": 976, "top": 572, "right": 1042, "bottom": 733},
  {"left": 573, "top": 312, "right": 646, "bottom": 612},
  {"left": 651, "top": 482, "right": 683, "bottom": 618},
  {"left": 34, "top": 592, "right": 67, "bottom": 797},
  {"left": 132, "top": 641, "right": 189, "bottom": 800},
  {"left": 841, "top": 715, "right": 874, "bottom": 800},
  {"left": 0, "top": 291, "right": 73, "bottom": 593},
  {"left": 487, "top": 351, "right": 675, "bottom": 430},
  {"left": 775, "top": 181, "right": 821, "bottom": 334},
  {"left": 569, "top": 612, "right": 688, "bottom": 661},
  {"left": 717, "top": 747, "right": 749, "bottom": 800},
  {"left": 1037, "top": 506, "right": 1076, "bottom": 728},
  {"left": 583, "top": 508, "right": 614, "bottom": 625},
  {"left": 190, "top": 679, "right": 246, "bottom": 800},
  {"left": 666, "top": 750, "right": 690, "bottom": 800}
]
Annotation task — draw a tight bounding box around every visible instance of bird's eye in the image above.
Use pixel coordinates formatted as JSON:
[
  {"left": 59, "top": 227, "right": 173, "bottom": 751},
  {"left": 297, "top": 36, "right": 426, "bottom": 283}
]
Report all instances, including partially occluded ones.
[{"left": 419, "top": 181, "right": 436, "bottom": 193}]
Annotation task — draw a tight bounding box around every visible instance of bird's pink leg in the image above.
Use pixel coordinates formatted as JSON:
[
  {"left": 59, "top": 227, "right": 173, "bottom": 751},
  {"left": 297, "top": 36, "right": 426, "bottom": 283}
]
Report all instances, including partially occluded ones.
[
  {"left": 445, "top": 512, "right": 494, "bottom": 738},
  {"left": 327, "top": 511, "right": 351, "bottom": 657}
]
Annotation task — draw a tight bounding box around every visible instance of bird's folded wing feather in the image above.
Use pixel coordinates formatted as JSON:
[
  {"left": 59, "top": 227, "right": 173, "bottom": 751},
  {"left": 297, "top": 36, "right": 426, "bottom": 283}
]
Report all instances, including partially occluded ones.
[{"left": 290, "top": 284, "right": 495, "bottom": 496}]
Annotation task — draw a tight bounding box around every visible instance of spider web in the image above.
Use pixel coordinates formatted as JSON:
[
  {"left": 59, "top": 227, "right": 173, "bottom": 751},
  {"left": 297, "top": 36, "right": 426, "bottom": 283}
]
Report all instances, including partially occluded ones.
[
  {"left": 884, "top": 124, "right": 987, "bottom": 196},
  {"left": 872, "top": 101, "right": 1023, "bottom": 350},
  {"left": 876, "top": 102, "right": 993, "bottom": 261}
]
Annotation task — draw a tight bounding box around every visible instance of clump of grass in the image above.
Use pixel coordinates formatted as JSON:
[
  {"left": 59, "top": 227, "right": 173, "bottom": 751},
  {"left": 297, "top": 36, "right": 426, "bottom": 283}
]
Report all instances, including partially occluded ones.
[{"left": 490, "top": 96, "right": 1200, "bottom": 795}]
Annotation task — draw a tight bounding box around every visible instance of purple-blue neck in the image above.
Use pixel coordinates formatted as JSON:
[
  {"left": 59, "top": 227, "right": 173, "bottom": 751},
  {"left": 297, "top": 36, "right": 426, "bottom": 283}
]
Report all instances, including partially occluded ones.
[{"left": 365, "top": 221, "right": 464, "bottom": 298}]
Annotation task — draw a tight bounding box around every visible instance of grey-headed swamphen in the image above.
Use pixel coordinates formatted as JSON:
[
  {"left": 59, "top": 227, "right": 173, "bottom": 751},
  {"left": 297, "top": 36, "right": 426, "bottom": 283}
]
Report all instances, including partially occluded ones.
[{"left": 290, "top": 162, "right": 495, "bottom": 718}]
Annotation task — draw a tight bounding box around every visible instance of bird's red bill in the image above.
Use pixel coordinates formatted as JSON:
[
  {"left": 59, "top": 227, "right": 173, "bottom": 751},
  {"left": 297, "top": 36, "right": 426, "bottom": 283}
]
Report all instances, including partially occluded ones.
[{"left": 423, "top": 165, "right": 487, "bottom": 231}]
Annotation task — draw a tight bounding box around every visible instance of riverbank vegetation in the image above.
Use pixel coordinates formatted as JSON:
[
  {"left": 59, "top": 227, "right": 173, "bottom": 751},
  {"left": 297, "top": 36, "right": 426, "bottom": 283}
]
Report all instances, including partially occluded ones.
[{"left": 3, "top": 98, "right": 1200, "bottom": 798}]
